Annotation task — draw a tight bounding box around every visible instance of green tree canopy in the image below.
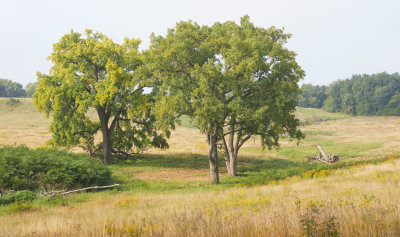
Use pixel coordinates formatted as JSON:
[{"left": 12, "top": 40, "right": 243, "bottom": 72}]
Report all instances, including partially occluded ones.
[
  {"left": 148, "top": 16, "right": 304, "bottom": 183},
  {"left": 384, "top": 94, "right": 400, "bottom": 115},
  {"left": 323, "top": 72, "right": 400, "bottom": 115},
  {"left": 34, "top": 30, "right": 168, "bottom": 164},
  {"left": 298, "top": 84, "right": 327, "bottom": 108},
  {"left": 24, "top": 82, "right": 37, "bottom": 98},
  {"left": 0, "top": 79, "right": 26, "bottom": 97}
]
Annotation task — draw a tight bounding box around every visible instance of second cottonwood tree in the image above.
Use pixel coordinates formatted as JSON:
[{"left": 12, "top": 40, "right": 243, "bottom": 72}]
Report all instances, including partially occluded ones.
[{"left": 148, "top": 16, "right": 304, "bottom": 184}]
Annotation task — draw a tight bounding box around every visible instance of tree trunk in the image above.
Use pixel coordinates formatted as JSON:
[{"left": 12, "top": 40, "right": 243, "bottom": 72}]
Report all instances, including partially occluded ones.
[
  {"left": 224, "top": 155, "right": 231, "bottom": 174},
  {"left": 317, "top": 145, "right": 328, "bottom": 160},
  {"left": 223, "top": 126, "right": 239, "bottom": 176},
  {"left": 98, "top": 107, "right": 113, "bottom": 164},
  {"left": 227, "top": 151, "right": 237, "bottom": 176},
  {"left": 101, "top": 128, "right": 113, "bottom": 164},
  {"left": 224, "top": 146, "right": 238, "bottom": 176},
  {"left": 207, "top": 133, "right": 219, "bottom": 184}
]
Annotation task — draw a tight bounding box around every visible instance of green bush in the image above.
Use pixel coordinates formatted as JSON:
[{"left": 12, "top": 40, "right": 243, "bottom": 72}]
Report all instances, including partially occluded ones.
[
  {"left": 0, "top": 145, "right": 112, "bottom": 191},
  {"left": 0, "top": 190, "right": 37, "bottom": 205},
  {"left": 6, "top": 98, "right": 20, "bottom": 106}
]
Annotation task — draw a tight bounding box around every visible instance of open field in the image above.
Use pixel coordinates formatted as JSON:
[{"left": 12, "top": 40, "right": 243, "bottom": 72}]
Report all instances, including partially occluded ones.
[
  {"left": 0, "top": 98, "right": 400, "bottom": 236},
  {"left": 0, "top": 98, "right": 51, "bottom": 148}
]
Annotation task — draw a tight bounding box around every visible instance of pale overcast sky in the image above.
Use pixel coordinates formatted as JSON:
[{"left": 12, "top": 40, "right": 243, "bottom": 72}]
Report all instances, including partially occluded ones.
[{"left": 0, "top": 0, "right": 399, "bottom": 86}]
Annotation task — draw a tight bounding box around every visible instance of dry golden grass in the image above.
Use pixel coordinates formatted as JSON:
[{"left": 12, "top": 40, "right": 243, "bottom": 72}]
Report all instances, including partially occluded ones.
[
  {"left": 1, "top": 159, "right": 399, "bottom": 236},
  {"left": 125, "top": 167, "right": 209, "bottom": 181},
  {"left": 303, "top": 116, "right": 400, "bottom": 152},
  {"left": 149, "top": 126, "right": 207, "bottom": 156},
  {"left": 0, "top": 98, "right": 51, "bottom": 148}
]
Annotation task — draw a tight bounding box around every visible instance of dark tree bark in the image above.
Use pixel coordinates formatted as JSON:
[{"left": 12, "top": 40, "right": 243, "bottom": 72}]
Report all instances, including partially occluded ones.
[
  {"left": 101, "top": 127, "right": 112, "bottom": 164},
  {"left": 98, "top": 107, "right": 113, "bottom": 164},
  {"left": 207, "top": 132, "right": 219, "bottom": 184}
]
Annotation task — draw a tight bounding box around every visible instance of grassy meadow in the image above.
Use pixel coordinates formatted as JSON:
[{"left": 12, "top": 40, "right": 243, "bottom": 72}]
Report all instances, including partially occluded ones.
[{"left": 0, "top": 98, "right": 400, "bottom": 236}]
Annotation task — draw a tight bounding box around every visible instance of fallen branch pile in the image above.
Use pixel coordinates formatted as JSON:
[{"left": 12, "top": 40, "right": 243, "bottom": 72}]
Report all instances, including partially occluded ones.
[
  {"left": 307, "top": 145, "right": 339, "bottom": 163},
  {"left": 40, "top": 184, "right": 120, "bottom": 198}
]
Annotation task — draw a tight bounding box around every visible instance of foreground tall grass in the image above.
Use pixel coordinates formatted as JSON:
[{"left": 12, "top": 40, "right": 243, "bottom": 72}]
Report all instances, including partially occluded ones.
[{"left": 1, "top": 158, "right": 399, "bottom": 236}]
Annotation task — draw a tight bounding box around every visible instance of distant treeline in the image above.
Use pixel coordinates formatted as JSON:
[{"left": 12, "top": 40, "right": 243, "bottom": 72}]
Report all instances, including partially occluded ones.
[
  {"left": 299, "top": 72, "right": 400, "bottom": 115},
  {"left": 0, "top": 79, "right": 37, "bottom": 98}
]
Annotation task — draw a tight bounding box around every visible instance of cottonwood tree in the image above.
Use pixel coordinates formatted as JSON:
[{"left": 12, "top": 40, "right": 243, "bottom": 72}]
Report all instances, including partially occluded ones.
[
  {"left": 148, "top": 16, "right": 304, "bottom": 183},
  {"left": 34, "top": 30, "right": 168, "bottom": 164},
  {"left": 216, "top": 18, "right": 305, "bottom": 176}
]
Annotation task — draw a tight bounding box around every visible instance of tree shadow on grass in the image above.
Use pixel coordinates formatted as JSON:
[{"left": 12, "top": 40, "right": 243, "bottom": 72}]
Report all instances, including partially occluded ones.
[
  {"left": 112, "top": 153, "right": 308, "bottom": 187},
  {"left": 111, "top": 153, "right": 301, "bottom": 191},
  {"left": 113, "top": 153, "right": 210, "bottom": 169},
  {"left": 113, "top": 153, "right": 301, "bottom": 171},
  {"left": 238, "top": 157, "right": 299, "bottom": 172}
]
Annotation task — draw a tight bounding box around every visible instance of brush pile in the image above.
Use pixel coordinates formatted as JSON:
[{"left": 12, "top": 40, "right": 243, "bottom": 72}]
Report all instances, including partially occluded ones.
[{"left": 307, "top": 145, "right": 339, "bottom": 163}]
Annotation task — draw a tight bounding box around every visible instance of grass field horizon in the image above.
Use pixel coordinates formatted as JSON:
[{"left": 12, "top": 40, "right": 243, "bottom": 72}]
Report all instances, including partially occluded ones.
[{"left": 1, "top": 98, "right": 400, "bottom": 236}]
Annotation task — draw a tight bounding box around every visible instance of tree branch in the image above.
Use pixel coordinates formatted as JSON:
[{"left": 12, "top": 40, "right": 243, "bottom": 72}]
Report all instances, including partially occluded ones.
[
  {"left": 110, "top": 109, "right": 124, "bottom": 133},
  {"left": 238, "top": 134, "right": 252, "bottom": 149},
  {"left": 45, "top": 184, "right": 120, "bottom": 197},
  {"left": 223, "top": 127, "right": 244, "bottom": 136},
  {"left": 221, "top": 136, "right": 229, "bottom": 161}
]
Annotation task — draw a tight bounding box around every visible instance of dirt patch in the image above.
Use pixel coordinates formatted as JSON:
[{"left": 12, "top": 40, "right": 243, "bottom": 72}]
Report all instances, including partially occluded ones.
[{"left": 135, "top": 169, "right": 209, "bottom": 181}]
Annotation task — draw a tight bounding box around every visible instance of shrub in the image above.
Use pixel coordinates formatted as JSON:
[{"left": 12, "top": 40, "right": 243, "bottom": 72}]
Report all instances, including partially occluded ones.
[
  {"left": 300, "top": 205, "right": 339, "bottom": 237},
  {"left": 0, "top": 190, "right": 37, "bottom": 205},
  {"left": 0, "top": 145, "right": 112, "bottom": 191},
  {"left": 6, "top": 98, "right": 20, "bottom": 106}
]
